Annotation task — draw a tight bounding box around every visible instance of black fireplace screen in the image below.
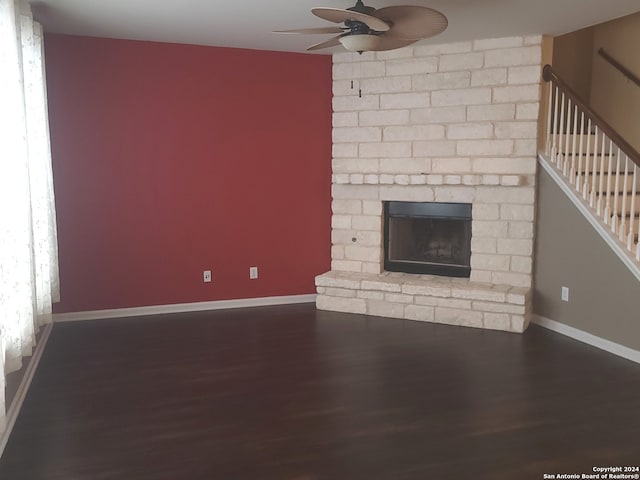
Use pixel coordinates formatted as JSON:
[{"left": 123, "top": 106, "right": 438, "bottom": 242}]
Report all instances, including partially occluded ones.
[{"left": 384, "top": 202, "right": 472, "bottom": 277}]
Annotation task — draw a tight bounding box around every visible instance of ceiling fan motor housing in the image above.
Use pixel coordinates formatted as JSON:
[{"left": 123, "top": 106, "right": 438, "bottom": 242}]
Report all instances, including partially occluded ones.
[{"left": 345, "top": 19, "right": 377, "bottom": 35}]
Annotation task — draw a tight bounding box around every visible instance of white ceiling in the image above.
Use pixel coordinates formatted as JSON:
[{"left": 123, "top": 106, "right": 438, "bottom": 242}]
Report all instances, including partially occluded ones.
[{"left": 30, "top": 0, "right": 640, "bottom": 55}]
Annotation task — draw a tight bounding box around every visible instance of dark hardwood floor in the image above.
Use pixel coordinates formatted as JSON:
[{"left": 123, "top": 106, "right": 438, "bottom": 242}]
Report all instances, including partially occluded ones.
[{"left": 1, "top": 303, "right": 638, "bottom": 479}]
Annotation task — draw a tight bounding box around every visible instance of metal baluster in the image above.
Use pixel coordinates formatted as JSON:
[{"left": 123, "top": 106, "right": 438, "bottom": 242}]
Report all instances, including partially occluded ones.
[
  {"left": 636, "top": 180, "right": 640, "bottom": 261},
  {"left": 590, "top": 126, "right": 599, "bottom": 207},
  {"left": 563, "top": 98, "right": 572, "bottom": 174},
  {"left": 570, "top": 104, "right": 578, "bottom": 181},
  {"left": 620, "top": 155, "right": 629, "bottom": 243},
  {"left": 577, "top": 111, "right": 585, "bottom": 193},
  {"left": 557, "top": 92, "right": 566, "bottom": 167},
  {"left": 612, "top": 148, "right": 621, "bottom": 234},
  {"left": 597, "top": 133, "right": 607, "bottom": 215},
  {"left": 546, "top": 81, "right": 554, "bottom": 156},
  {"left": 628, "top": 165, "right": 637, "bottom": 251},
  {"left": 551, "top": 86, "right": 559, "bottom": 163},
  {"left": 582, "top": 118, "right": 592, "bottom": 199},
  {"left": 603, "top": 140, "right": 614, "bottom": 223}
]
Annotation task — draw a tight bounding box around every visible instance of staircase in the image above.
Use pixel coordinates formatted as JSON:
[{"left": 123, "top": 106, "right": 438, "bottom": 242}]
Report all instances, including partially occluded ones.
[{"left": 541, "top": 65, "right": 640, "bottom": 266}]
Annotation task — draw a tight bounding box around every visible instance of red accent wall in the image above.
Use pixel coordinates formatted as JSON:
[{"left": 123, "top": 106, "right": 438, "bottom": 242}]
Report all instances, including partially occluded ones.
[{"left": 45, "top": 35, "right": 333, "bottom": 313}]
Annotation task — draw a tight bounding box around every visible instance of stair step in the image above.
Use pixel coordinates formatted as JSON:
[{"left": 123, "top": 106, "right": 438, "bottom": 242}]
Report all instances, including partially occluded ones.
[
  {"left": 592, "top": 192, "right": 640, "bottom": 211},
  {"left": 557, "top": 156, "right": 637, "bottom": 174},
  {"left": 611, "top": 212, "right": 640, "bottom": 219},
  {"left": 552, "top": 134, "right": 616, "bottom": 155},
  {"left": 572, "top": 173, "right": 638, "bottom": 191},
  {"left": 604, "top": 215, "right": 640, "bottom": 244}
]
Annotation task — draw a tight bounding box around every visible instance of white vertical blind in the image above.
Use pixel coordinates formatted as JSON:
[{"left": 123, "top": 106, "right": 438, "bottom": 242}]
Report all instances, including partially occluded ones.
[{"left": 0, "top": 0, "right": 59, "bottom": 434}]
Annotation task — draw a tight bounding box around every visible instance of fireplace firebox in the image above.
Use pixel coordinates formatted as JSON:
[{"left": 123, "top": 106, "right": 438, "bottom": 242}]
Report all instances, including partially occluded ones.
[{"left": 384, "top": 201, "right": 472, "bottom": 277}]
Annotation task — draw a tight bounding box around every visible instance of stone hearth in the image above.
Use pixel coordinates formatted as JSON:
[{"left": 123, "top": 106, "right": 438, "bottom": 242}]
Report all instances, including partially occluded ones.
[{"left": 317, "top": 271, "right": 530, "bottom": 332}]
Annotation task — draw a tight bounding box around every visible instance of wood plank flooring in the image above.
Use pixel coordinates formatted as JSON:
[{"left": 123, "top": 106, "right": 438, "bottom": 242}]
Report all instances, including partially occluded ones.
[{"left": 1, "top": 303, "right": 638, "bottom": 479}]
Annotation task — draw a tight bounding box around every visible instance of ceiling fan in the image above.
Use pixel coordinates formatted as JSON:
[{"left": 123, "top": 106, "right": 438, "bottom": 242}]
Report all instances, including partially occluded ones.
[{"left": 274, "top": 0, "right": 448, "bottom": 53}]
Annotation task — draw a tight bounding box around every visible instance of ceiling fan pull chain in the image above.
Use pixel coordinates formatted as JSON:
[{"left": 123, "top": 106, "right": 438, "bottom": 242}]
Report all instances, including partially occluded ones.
[{"left": 358, "top": 57, "right": 362, "bottom": 98}]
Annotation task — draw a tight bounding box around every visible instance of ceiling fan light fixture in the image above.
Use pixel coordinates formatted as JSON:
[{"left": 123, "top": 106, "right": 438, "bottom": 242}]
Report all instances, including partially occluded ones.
[{"left": 338, "top": 33, "right": 381, "bottom": 52}]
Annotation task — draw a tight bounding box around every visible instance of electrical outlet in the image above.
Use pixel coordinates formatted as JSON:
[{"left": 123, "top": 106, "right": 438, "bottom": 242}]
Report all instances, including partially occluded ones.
[
  {"left": 203, "top": 270, "right": 212, "bottom": 283},
  {"left": 561, "top": 286, "right": 569, "bottom": 302},
  {"left": 249, "top": 266, "right": 258, "bottom": 279}
]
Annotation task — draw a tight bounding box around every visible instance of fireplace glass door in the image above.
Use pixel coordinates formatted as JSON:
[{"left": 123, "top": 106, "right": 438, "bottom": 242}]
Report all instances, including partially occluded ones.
[{"left": 384, "top": 202, "right": 472, "bottom": 277}]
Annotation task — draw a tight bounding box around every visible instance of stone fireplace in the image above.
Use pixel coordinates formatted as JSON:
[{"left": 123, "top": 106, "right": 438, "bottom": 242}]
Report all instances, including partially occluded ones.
[
  {"left": 316, "top": 35, "right": 542, "bottom": 333},
  {"left": 384, "top": 201, "right": 472, "bottom": 277}
]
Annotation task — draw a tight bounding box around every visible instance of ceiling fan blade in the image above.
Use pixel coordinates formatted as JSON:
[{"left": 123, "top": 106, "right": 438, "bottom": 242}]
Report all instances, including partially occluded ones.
[
  {"left": 306, "top": 35, "right": 343, "bottom": 51},
  {"left": 312, "top": 7, "right": 390, "bottom": 32},
  {"left": 274, "top": 27, "right": 345, "bottom": 34},
  {"left": 373, "top": 6, "right": 448, "bottom": 40},
  {"left": 370, "top": 35, "right": 419, "bottom": 51}
]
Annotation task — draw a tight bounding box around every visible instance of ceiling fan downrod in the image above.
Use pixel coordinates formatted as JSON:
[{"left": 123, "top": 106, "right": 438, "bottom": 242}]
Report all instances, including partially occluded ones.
[{"left": 347, "top": 0, "right": 375, "bottom": 16}]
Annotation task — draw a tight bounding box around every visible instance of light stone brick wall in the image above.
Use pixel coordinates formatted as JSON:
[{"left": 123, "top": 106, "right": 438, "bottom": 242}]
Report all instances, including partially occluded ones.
[
  {"left": 316, "top": 271, "right": 532, "bottom": 333},
  {"left": 319, "top": 35, "right": 544, "bottom": 332}
]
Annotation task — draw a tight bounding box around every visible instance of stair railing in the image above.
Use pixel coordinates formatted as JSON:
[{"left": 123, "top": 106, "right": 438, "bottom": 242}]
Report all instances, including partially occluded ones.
[
  {"left": 597, "top": 48, "right": 640, "bottom": 88},
  {"left": 542, "top": 64, "right": 640, "bottom": 262}
]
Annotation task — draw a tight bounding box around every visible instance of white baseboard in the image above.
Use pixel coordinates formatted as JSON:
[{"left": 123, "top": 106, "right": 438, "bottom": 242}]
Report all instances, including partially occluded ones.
[
  {"left": 533, "top": 315, "right": 640, "bottom": 365},
  {"left": 52, "top": 294, "right": 318, "bottom": 323},
  {"left": 0, "top": 323, "right": 53, "bottom": 458}
]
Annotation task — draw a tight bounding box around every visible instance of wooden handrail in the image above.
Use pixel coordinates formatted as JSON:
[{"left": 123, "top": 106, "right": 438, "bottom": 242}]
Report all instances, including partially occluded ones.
[
  {"left": 542, "top": 64, "right": 640, "bottom": 168},
  {"left": 598, "top": 48, "right": 640, "bottom": 88}
]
